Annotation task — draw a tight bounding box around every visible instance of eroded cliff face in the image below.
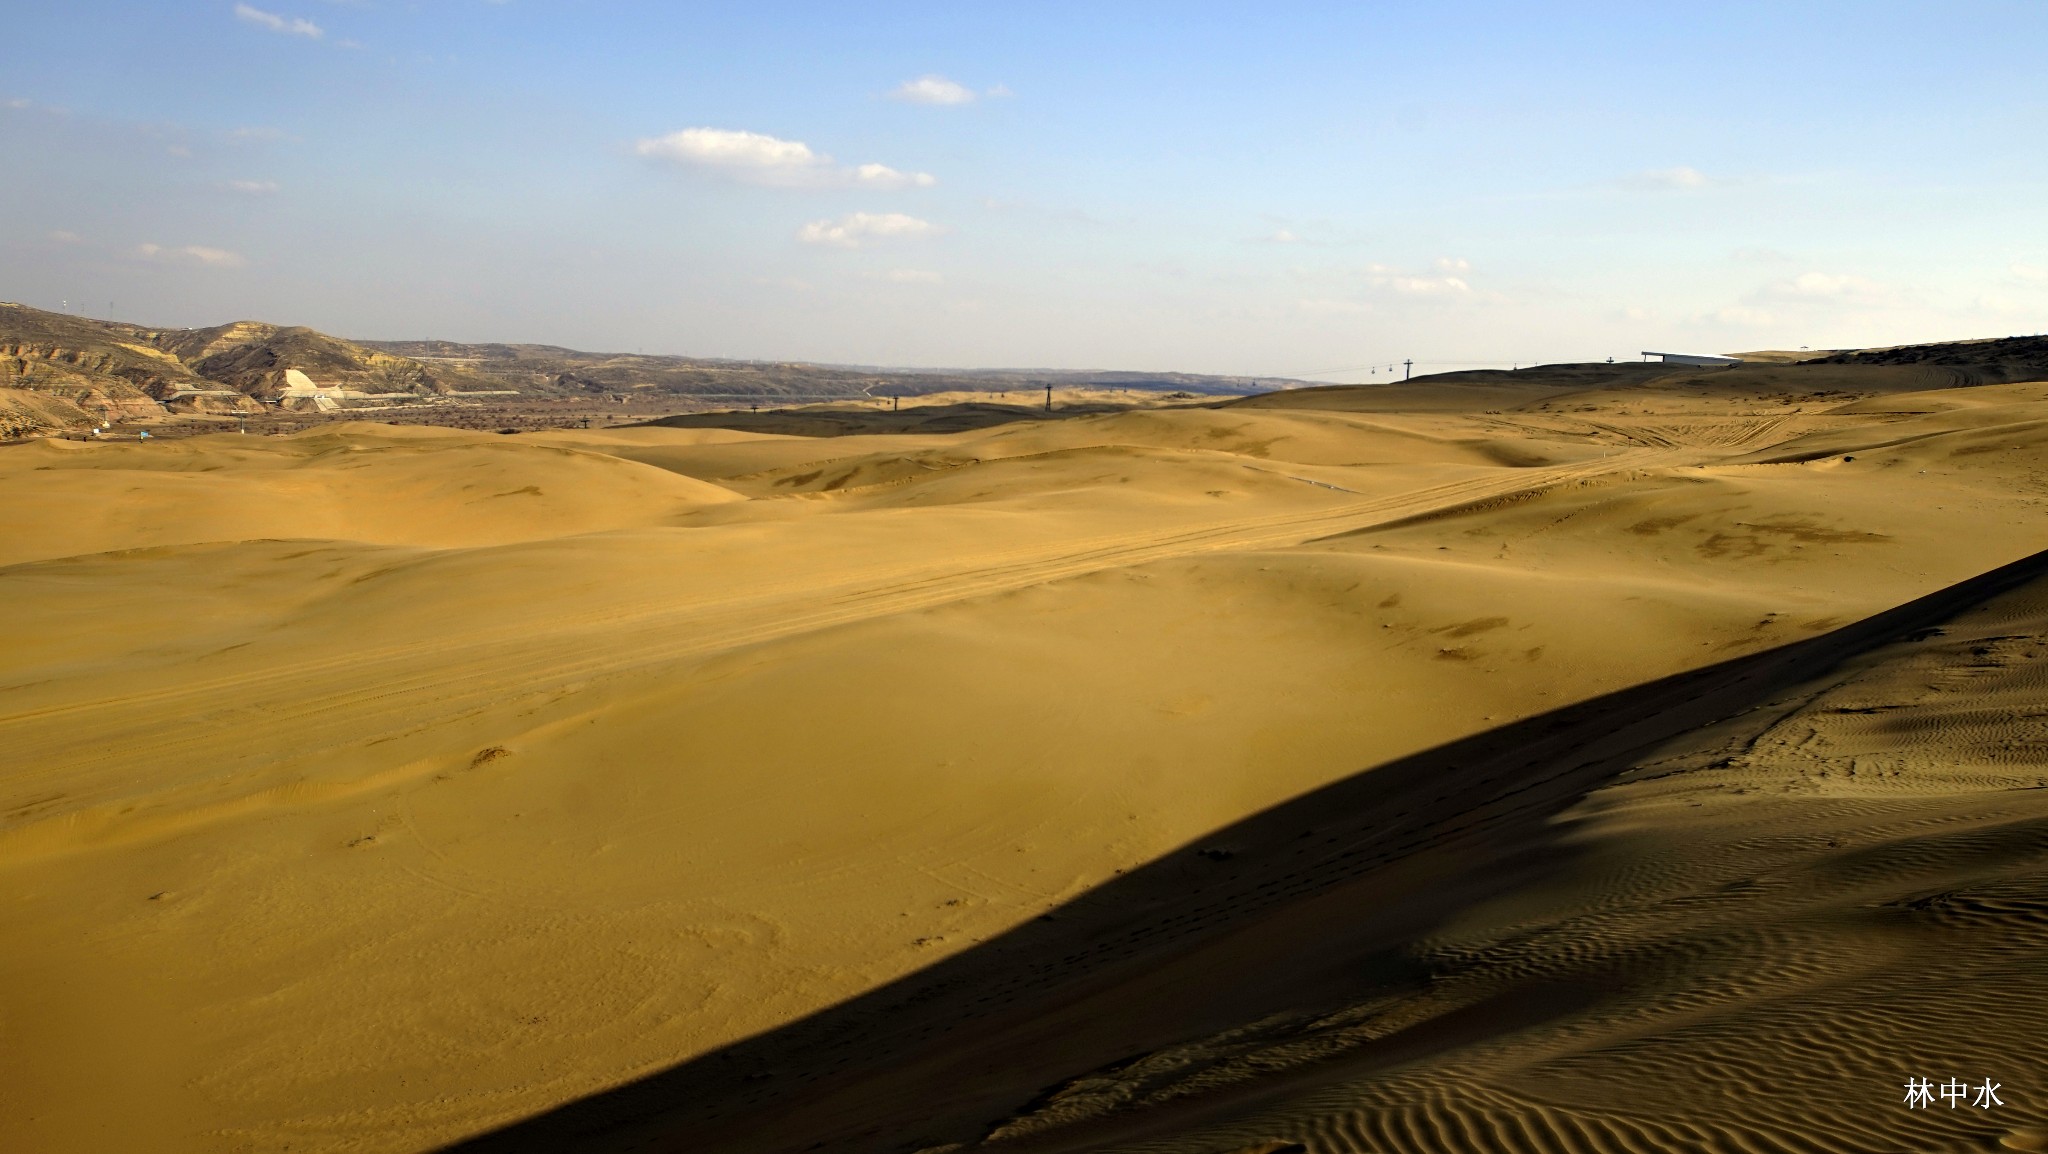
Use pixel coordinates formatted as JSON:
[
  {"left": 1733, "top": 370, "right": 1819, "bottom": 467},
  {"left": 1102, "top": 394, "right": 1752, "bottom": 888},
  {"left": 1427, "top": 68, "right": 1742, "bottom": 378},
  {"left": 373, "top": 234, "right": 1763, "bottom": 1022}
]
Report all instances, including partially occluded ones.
[
  {"left": 0, "top": 304, "right": 463, "bottom": 434},
  {"left": 0, "top": 306, "right": 203, "bottom": 433},
  {"left": 184, "top": 330, "right": 455, "bottom": 400},
  {"left": 162, "top": 393, "right": 265, "bottom": 416},
  {"left": 0, "top": 387, "right": 98, "bottom": 438},
  {"left": 1, "top": 340, "right": 199, "bottom": 397},
  {"left": 151, "top": 319, "right": 284, "bottom": 365},
  {"left": 0, "top": 351, "right": 175, "bottom": 431}
]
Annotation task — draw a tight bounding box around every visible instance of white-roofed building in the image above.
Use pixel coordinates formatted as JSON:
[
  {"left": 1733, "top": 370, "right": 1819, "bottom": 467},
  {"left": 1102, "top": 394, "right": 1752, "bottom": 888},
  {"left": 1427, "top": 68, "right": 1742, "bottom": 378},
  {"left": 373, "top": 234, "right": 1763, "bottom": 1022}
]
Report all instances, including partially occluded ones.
[{"left": 1642, "top": 351, "right": 1741, "bottom": 367}]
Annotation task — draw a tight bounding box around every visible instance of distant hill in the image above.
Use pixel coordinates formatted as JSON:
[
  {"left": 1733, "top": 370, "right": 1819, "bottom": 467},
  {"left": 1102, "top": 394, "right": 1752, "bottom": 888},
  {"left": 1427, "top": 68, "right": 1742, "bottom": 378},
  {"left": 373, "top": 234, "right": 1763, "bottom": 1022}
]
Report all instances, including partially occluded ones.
[
  {"left": 0, "top": 303, "right": 217, "bottom": 434},
  {"left": 1804, "top": 333, "right": 2048, "bottom": 374},
  {"left": 0, "top": 302, "right": 1289, "bottom": 437},
  {"left": 0, "top": 303, "right": 500, "bottom": 434},
  {"left": 0, "top": 304, "right": 203, "bottom": 400},
  {"left": 11, "top": 301, "right": 2040, "bottom": 441},
  {"left": 156, "top": 322, "right": 502, "bottom": 400},
  {"left": 358, "top": 339, "right": 1287, "bottom": 402}
]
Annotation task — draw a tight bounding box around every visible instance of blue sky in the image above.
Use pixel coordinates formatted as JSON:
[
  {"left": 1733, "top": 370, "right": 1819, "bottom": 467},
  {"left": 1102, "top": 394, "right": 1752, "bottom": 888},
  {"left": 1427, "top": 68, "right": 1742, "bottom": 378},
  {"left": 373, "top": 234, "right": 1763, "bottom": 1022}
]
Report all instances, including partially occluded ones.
[{"left": 3, "top": 1, "right": 2045, "bottom": 377}]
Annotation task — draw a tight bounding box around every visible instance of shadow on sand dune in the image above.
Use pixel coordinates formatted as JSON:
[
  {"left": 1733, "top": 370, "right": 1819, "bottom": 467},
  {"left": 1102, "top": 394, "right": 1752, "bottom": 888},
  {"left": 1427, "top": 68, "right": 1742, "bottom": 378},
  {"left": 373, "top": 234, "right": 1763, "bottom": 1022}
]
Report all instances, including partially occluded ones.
[
  {"left": 643, "top": 401, "right": 1141, "bottom": 438},
  {"left": 440, "top": 545, "right": 2048, "bottom": 1154}
]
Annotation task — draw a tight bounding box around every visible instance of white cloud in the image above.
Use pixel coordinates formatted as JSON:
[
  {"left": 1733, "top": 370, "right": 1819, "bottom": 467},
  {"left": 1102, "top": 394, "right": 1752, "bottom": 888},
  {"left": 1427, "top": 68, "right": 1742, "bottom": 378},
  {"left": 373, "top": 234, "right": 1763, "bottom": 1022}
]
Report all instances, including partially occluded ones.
[
  {"left": 234, "top": 4, "right": 324, "bottom": 38},
  {"left": 1618, "top": 305, "right": 1657, "bottom": 322},
  {"left": 985, "top": 84, "right": 1014, "bottom": 99},
  {"left": 636, "top": 127, "right": 934, "bottom": 189},
  {"left": 230, "top": 125, "right": 288, "bottom": 140},
  {"left": 1714, "top": 305, "right": 1776, "bottom": 326},
  {"left": 1762, "top": 271, "right": 1893, "bottom": 304},
  {"left": 1702, "top": 272, "right": 1902, "bottom": 333},
  {"left": 48, "top": 230, "right": 81, "bottom": 244},
  {"left": 1707, "top": 271, "right": 1914, "bottom": 332},
  {"left": 797, "top": 212, "right": 943, "bottom": 248},
  {"left": 1359, "top": 263, "right": 1469, "bottom": 296},
  {"left": 226, "top": 179, "right": 280, "bottom": 194},
  {"left": 1251, "top": 219, "right": 1366, "bottom": 248},
  {"left": 637, "top": 127, "right": 823, "bottom": 175},
  {"left": 1435, "top": 256, "right": 1471, "bottom": 273},
  {"left": 1298, "top": 298, "right": 1375, "bottom": 316},
  {"left": 182, "top": 245, "right": 247, "bottom": 267},
  {"left": 854, "top": 162, "right": 937, "bottom": 189},
  {"left": 2012, "top": 262, "right": 2048, "bottom": 283},
  {"left": 891, "top": 75, "right": 976, "bottom": 105},
  {"left": 137, "top": 243, "right": 248, "bottom": 268},
  {"left": 879, "top": 269, "right": 943, "bottom": 284},
  {"left": 1385, "top": 275, "right": 1469, "bottom": 296},
  {"left": 1315, "top": 261, "right": 1482, "bottom": 302},
  {"left": 4, "top": 98, "right": 29, "bottom": 110},
  {"left": 1618, "top": 165, "right": 1712, "bottom": 191}
]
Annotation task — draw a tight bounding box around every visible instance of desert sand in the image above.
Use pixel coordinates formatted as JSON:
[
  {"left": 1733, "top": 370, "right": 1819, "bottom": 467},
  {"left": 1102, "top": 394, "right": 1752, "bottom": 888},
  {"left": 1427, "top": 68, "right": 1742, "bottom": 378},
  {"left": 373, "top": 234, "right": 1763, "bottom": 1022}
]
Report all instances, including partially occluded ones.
[{"left": 5, "top": 361, "right": 2048, "bottom": 1153}]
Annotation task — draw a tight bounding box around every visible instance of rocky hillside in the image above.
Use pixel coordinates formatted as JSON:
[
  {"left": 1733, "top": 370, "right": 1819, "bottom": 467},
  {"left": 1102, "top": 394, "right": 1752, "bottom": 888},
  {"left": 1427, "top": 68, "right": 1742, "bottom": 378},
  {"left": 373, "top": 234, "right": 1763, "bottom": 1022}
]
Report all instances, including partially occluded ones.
[
  {"left": 0, "top": 304, "right": 506, "bottom": 434},
  {"left": 1, "top": 302, "right": 1285, "bottom": 439},
  {"left": 157, "top": 323, "right": 506, "bottom": 401},
  {"left": 0, "top": 387, "right": 106, "bottom": 440},
  {"left": 0, "top": 304, "right": 202, "bottom": 432}
]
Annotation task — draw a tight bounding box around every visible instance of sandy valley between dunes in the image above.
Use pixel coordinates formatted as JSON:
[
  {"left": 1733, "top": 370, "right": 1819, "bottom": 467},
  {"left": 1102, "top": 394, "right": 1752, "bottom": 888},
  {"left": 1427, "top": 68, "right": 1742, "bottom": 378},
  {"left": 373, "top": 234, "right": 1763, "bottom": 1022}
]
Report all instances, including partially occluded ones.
[{"left": 5, "top": 362, "right": 2048, "bottom": 1153}]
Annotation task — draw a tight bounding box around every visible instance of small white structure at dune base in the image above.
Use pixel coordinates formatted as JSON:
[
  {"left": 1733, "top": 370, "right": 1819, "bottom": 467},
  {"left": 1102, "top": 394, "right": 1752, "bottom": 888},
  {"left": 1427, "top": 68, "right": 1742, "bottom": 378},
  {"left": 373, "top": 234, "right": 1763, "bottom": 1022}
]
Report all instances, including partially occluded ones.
[
  {"left": 1642, "top": 350, "right": 1742, "bottom": 367},
  {"left": 278, "top": 368, "right": 350, "bottom": 412}
]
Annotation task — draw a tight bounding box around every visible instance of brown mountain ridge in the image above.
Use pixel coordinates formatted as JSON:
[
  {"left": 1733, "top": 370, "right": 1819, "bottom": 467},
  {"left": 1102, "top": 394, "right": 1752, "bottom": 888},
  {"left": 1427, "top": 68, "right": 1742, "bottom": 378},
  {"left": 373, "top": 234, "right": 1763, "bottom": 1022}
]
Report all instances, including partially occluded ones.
[{"left": 0, "top": 303, "right": 1294, "bottom": 438}]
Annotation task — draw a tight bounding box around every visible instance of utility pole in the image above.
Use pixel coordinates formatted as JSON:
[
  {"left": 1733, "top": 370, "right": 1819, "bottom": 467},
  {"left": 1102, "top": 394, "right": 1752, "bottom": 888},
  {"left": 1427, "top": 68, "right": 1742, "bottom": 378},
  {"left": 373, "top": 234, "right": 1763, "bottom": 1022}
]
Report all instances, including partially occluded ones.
[
  {"left": 1044, "top": 383, "right": 1052, "bottom": 412},
  {"left": 1403, "top": 359, "right": 1413, "bottom": 381}
]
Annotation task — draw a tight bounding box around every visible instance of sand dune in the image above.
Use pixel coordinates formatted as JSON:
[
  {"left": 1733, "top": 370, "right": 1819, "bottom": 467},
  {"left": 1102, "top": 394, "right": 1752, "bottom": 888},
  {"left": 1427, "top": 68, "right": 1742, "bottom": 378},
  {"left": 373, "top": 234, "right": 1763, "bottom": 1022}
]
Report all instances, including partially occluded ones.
[
  {"left": 919, "top": 549, "right": 2048, "bottom": 1154},
  {"left": 0, "top": 425, "right": 742, "bottom": 566},
  {"left": 482, "top": 546, "right": 2048, "bottom": 1154},
  {"left": 4, "top": 362, "right": 2047, "bottom": 1153}
]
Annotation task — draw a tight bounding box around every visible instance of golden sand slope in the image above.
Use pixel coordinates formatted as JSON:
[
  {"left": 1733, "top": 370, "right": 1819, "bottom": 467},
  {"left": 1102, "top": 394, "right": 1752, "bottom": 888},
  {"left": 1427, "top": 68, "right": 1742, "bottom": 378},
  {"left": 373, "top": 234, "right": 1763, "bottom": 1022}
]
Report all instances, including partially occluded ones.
[
  {"left": 518, "top": 549, "right": 2048, "bottom": 1154},
  {"left": 3, "top": 368, "right": 2048, "bottom": 1153},
  {"left": 905, "top": 550, "right": 2048, "bottom": 1154}
]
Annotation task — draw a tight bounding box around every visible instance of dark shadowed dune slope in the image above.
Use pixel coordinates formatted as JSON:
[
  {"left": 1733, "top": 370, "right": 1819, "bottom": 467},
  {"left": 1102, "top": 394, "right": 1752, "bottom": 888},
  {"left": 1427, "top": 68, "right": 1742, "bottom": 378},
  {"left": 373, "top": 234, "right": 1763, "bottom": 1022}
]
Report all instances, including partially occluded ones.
[{"left": 443, "top": 547, "right": 2048, "bottom": 1154}]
